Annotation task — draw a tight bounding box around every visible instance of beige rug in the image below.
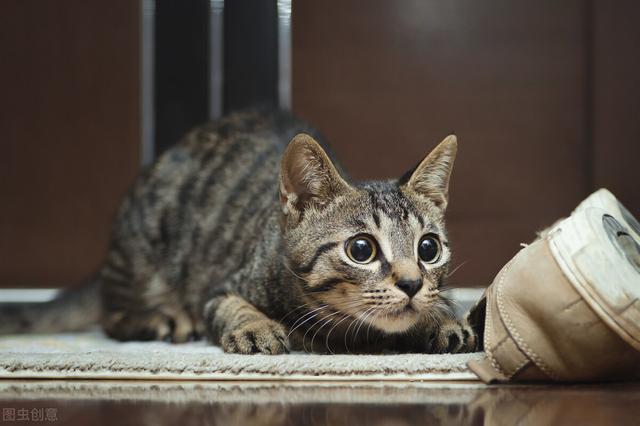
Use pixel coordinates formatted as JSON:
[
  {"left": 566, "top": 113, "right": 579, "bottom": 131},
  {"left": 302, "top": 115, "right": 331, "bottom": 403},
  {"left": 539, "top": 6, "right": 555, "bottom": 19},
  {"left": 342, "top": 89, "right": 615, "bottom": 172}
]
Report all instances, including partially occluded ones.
[{"left": 0, "top": 332, "right": 482, "bottom": 381}]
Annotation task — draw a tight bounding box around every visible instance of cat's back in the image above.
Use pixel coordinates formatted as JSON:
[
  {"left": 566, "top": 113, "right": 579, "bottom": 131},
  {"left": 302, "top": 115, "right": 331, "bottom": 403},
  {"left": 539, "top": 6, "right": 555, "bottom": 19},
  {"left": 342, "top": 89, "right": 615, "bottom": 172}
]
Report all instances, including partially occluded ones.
[
  {"left": 111, "top": 109, "right": 320, "bottom": 281},
  {"left": 156, "top": 108, "right": 322, "bottom": 187},
  {"left": 153, "top": 109, "right": 298, "bottom": 188}
]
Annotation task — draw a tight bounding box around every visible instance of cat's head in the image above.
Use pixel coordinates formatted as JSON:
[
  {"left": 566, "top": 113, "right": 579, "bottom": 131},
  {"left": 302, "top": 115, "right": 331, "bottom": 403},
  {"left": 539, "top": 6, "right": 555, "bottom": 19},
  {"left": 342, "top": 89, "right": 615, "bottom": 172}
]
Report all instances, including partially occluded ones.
[{"left": 279, "top": 133, "right": 457, "bottom": 334}]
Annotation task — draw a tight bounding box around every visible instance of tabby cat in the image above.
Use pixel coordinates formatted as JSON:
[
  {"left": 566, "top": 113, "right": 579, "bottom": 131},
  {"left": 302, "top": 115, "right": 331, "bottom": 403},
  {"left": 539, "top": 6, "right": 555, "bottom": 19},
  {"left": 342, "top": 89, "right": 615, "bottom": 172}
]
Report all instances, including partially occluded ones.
[{"left": 0, "top": 110, "right": 475, "bottom": 354}]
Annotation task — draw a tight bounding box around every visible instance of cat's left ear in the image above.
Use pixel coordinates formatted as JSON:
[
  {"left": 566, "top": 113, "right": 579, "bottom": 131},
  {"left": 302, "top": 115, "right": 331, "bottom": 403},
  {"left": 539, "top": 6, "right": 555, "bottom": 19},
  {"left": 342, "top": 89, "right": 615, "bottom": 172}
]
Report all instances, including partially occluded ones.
[
  {"left": 400, "top": 135, "right": 457, "bottom": 210},
  {"left": 279, "top": 133, "right": 352, "bottom": 224}
]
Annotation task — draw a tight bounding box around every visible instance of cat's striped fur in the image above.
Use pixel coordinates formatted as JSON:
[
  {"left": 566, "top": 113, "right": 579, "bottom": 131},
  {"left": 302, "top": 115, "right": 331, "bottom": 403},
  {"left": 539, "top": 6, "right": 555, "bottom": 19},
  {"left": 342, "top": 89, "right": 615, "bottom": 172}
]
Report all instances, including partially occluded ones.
[{"left": 0, "top": 110, "right": 475, "bottom": 354}]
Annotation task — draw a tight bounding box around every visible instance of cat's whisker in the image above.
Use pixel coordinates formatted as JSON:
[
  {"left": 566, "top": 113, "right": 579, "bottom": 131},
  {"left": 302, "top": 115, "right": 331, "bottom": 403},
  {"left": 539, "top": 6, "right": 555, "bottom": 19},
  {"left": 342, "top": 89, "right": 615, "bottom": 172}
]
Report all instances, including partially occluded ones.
[
  {"left": 282, "top": 292, "right": 361, "bottom": 326},
  {"left": 423, "top": 311, "right": 440, "bottom": 345},
  {"left": 278, "top": 302, "right": 313, "bottom": 324},
  {"left": 433, "top": 304, "right": 449, "bottom": 328},
  {"left": 301, "top": 301, "right": 361, "bottom": 353},
  {"left": 286, "top": 304, "right": 329, "bottom": 339},
  {"left": 439, "top": 284, "right": 468, "bottom": 294},
  {"left": 430, "top": 310, "right": 441, "bottom": 329},
  {"left": 291, "top": 298, "right": 364, "bottom": 348},
  {"left": 327, "top": 299, "right": 370, "bottom": 354},
  {"left": 365, "top": 307, "right": 381, "bottom": 345},
  {"left": 282, "top": 261, "right": 308, "bottom": 282},
  {"left": 446, "top": 260, "right": 468, "bottom": 278},
  {"left": 351, "top": 306, "right": 377, "bottom": 347},
  {"left": 343, "top": 307, "right": 370, "bottom": 354},
  {"left": 434, "top": 295, "right": 457, "bottom": 313},
  {"left": 302, "top": 315, "right": 328, "bottom": 353},
  {"left": 358, "top": 307, "right": 378, "bottom": 346},
  {"left": 309, "top": 312, "right": 340, "bottom": 353},
  {"left": 325, "top": 312, "right": 352, "bottom": 354},
  {"left": 292, "top": 313, "right": 322, "bottom": 350},
  {"left": 441, "top": 296, "right": 461, "bottom": 309}
]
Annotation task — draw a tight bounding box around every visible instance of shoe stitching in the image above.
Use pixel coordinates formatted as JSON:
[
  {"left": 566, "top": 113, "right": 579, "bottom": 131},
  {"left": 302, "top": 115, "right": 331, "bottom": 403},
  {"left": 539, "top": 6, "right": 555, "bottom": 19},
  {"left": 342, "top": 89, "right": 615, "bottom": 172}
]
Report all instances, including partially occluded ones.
[
  {"left": 495, "top": 251, "right": 561, "bottom": 380},
  {"left": 561, "top": 298, "right": 583, "bottom": 313},
  {"left": 483, "top": 282, "right": 506, "bottom": 377}
]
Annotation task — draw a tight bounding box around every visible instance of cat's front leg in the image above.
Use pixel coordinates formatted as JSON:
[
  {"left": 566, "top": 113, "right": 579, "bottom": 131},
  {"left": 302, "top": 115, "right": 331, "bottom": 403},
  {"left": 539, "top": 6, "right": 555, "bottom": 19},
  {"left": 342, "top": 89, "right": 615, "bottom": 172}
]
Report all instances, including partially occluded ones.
[
  {"left": 203, "top": 293, "right": 289, "bottom": 354},
  {"left": 429, "top": 318, "right": 477, "bottom": 354},
  {"left": 398, "top": 317, "right": 477, "bottom": 354}
]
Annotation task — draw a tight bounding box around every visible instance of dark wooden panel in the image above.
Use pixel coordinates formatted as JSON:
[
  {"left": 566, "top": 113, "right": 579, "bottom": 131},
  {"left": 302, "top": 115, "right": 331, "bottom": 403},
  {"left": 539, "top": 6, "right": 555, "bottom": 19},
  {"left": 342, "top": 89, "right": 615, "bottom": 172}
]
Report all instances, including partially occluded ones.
[
  {"left": 223, "top": 0, "right": 278, "bottom": 112},
  {"left": 293, "top": 0, "right": 588, "bottom": 286},
  {"left": 155, "top": 0, "right": 210, "bottom": 154},
  {"left": 592, "top": 0, "right": 640, "bottom": 215},
  {"left": 0, "top": 1, "right": 140, "bottom": 288}
]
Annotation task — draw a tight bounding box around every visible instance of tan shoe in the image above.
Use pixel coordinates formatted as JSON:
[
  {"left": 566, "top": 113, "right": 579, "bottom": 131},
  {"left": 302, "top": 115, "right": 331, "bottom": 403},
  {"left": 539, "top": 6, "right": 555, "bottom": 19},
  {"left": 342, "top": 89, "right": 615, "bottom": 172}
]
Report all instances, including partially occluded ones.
[
  {"left": 468, "top": 192, "right": 640, "bottom": 383},
  {"left": 574, "top": 188, "right": 640, "bottom": 241}
]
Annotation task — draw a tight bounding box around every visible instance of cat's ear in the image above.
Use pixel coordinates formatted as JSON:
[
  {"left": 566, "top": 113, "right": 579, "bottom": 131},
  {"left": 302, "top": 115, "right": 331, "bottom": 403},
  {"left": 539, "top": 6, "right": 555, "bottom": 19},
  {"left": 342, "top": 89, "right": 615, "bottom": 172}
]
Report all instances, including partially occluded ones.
[
  {"left": 400, "top": 135, "right": 457, "bottom": 210},
  {"left": 279, "top": 133, "right": 351, "bottom": 221}
]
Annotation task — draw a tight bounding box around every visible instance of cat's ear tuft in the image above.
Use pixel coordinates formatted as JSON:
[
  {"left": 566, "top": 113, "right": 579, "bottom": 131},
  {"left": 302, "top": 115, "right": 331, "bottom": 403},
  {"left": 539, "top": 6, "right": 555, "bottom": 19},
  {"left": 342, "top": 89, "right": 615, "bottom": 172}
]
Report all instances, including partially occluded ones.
[
  {"left": 279, "top": 134, "right": 351, "bottom": 222},
  {"left": 401, "top": 135, "right": 457, "bottom": 210}
]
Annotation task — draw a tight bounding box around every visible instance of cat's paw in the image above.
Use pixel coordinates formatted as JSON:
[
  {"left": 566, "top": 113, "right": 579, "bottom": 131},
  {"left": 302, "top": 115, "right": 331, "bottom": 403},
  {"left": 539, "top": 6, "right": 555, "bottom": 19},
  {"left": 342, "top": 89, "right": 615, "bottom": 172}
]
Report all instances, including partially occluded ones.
[
  {"left": 430, "top": 319, "right": 477, "bottom": 354},
  {"left": 221, "top": 319, "right": 289, "bottom": 355},
  {"left": 103, "top": 309, "right": 199, "bottom": 344}
]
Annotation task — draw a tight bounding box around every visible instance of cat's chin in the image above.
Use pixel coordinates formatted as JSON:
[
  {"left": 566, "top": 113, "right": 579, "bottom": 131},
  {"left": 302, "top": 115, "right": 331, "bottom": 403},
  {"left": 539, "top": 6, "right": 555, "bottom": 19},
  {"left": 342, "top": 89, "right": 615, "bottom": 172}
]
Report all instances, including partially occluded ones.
[{"left": 369, "top": 307, "right": 420, "bottom": 333}]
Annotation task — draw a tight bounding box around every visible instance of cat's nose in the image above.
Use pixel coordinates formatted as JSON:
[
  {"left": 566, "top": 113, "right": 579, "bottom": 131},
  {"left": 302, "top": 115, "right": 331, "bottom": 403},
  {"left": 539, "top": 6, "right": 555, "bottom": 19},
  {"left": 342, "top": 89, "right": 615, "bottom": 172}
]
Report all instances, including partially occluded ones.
[{"left": 396, "top": 278, "right": 423, "bottom": 298}]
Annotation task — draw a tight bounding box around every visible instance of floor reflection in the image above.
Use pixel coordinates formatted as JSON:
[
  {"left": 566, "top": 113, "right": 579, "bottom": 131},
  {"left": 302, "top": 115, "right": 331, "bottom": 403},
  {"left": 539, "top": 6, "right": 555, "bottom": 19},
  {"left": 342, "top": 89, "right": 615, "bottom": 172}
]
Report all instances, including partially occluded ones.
[{"left": 1, "top": 381, "right": 639, "bottom": 425}]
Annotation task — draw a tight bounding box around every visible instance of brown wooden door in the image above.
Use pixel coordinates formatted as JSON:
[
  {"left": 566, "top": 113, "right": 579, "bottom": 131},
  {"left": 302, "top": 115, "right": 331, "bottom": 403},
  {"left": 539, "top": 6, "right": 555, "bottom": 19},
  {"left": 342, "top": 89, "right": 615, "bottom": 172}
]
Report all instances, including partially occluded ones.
[
  {"left": 292, "top": 0, "right": 640, "bottom": 286},
  {"left": 0, "top": 1, "right": 140, "bottom": 288},
  {"left": 1, "top": 1, "right": 638, "bottom": 290}
]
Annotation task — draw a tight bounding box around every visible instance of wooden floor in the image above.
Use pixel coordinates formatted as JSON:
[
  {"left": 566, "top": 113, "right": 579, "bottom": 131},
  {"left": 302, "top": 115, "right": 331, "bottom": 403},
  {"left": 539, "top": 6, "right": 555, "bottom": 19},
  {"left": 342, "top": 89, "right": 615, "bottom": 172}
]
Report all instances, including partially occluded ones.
[{"left": 0, "top": 380, "right": 639, "bottom": 425}]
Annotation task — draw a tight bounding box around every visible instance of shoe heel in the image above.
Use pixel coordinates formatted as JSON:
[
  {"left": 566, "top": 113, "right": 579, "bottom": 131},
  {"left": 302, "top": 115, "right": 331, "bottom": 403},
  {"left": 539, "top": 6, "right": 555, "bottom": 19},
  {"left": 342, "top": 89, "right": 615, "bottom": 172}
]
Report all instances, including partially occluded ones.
[
  {"left": 602, "top": 214, "right": 640, "bottom": 274},
  {"left": 574, "top": 188, "right": 640, "bottom": 241}
]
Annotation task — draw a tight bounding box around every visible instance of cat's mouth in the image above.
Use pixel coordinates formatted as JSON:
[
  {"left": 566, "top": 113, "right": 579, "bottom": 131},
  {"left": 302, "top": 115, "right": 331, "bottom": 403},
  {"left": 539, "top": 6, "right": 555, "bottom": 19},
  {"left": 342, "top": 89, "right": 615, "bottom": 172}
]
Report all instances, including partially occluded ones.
[
  {"left": 367, "top": 303, "right": 420, "bottom": 333},
  {"left": 389, "top": 304, "right": 416, "bottom": 317}
]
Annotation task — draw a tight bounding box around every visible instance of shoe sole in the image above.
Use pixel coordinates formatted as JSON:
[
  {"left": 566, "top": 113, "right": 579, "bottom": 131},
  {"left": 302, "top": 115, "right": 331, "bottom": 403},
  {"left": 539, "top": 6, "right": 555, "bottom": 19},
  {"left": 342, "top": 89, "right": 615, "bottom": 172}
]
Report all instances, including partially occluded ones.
[
  {"left": 548, "top": 205, "right": 640, "bottom": 351},
  {"left": 574, "top": 188, "right": 640, "bottom": 241}
]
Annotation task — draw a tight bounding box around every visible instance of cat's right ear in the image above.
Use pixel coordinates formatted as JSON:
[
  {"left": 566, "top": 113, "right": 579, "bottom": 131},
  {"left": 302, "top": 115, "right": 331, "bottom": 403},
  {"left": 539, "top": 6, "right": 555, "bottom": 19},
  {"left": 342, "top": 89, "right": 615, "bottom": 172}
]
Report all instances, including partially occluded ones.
[
  {"left": 279, "top": 134, "right": 351, "bottom": 224},
  {"left": 399, "top": 135, "right": 457, "bottom": 210}
]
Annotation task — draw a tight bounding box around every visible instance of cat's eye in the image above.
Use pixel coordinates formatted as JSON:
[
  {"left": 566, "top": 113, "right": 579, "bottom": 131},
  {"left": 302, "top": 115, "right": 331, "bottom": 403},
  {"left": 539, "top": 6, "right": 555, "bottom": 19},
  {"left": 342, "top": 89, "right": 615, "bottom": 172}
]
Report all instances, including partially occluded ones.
[
  {"left": 418, "top": 235, "right": 441, "bottom": 263},
  {"left": 346, "top": 235, "right": 377, "bottom": 264}
]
